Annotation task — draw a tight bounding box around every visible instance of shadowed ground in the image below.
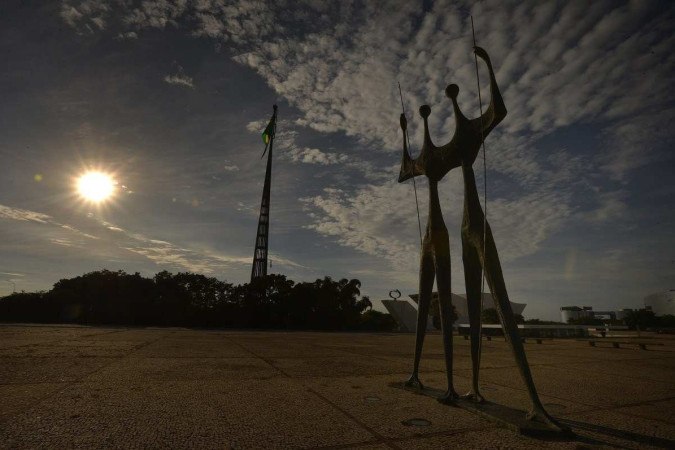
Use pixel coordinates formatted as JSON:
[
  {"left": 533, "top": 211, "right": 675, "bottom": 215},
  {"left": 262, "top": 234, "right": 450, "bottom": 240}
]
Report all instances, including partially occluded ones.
[{"left": 0, "top": 324, "right": 673, "bottom": 449}]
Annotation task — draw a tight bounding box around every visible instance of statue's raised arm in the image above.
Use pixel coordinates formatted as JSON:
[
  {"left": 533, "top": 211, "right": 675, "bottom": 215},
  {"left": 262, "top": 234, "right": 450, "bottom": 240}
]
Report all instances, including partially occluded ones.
[
  {"left": 398, "top": 113, "right": 423, "bottom": 182},
  {"left": 471, "top": 46, "right": 507, "bottom": 138}
]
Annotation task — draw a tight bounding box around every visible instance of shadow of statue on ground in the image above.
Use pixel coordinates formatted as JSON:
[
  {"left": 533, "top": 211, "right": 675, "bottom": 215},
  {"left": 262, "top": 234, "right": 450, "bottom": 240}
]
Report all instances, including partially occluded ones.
[{"left": 559, "top": 418, "right": 675, "bottom": 449}]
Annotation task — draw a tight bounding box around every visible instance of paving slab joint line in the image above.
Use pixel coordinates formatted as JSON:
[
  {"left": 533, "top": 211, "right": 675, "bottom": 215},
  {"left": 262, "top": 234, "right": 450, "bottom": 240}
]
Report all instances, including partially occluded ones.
[
  {"left": 307, "top": 387, "right": 403, "bottom": 450},
  {"left": 575, "top": 395, "right": 675, "bottom": 426},
  {"left": 560, "top": 362, "right": 675, "bottom": 385},
  {"left": 312, "top": 345, "right": 405, "bottom": 363},
  {"left": 386, "top": 425, "right": 503, "bottom": 445},
  {"left": 306, "top": 438, "right": 383, "bottom": 450},
  {"left": 223, "top": 337, "right": 293, "bottom": 378},
  {"left": 470, "top": 378, "right": 614, "bottom": 413},
  {"left": 602, "top": 395, "right": 675, "bottom": 410},
  {"left": 1, "top": 334, "right": 167, "bottom": 422},
  {"left": 0, "top": 380, "right": 73, "bottom": 387},
  {"left": 79, "top": 329, "right": 129, "bottom": 339}
]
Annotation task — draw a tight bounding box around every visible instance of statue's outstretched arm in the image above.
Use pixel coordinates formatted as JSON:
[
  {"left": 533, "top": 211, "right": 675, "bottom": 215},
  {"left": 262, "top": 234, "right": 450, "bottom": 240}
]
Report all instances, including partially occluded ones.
[
  {"left": 471, "top": 47, "right": 507, "bottom": 137},
  {"left": 398, "top": 113, "right": 417, "bottom": 182}
]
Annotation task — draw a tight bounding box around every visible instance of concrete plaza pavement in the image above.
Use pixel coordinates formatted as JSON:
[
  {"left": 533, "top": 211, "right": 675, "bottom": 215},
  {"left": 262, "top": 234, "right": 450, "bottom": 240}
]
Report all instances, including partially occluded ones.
[{"left": 0, "top": 324, "right": 674, "bottom": 449}]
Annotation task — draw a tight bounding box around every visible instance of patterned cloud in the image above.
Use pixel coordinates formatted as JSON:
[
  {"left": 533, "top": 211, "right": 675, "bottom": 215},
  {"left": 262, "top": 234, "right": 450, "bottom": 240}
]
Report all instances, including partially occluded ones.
[{"left": 1, "top": 0, "right": 670, "bottom": 317}]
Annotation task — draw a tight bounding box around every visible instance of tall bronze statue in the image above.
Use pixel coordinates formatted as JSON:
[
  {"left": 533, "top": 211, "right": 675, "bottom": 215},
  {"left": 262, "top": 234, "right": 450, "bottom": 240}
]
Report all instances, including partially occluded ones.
[
  {"left": 398, "top": 102, "right": 459, "bottom": 404},
  {"left": 398, "top": 46, "right": 564, "bottom": 430}
]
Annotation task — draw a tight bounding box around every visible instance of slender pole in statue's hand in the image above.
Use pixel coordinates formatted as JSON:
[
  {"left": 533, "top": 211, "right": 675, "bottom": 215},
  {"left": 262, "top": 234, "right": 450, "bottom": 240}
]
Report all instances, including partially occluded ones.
[
  {"left": 398, "top": 82, "right": 423, "bottom": 248},
  {"left": 471, "top": 15, "right": 489, "bottom": 305}
]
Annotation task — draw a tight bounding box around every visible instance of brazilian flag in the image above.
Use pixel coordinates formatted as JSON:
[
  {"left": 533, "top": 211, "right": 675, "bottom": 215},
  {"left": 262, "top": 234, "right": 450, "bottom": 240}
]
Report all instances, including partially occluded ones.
[{"left": 262, "top": 117, "right": 275, "bottom": 145}]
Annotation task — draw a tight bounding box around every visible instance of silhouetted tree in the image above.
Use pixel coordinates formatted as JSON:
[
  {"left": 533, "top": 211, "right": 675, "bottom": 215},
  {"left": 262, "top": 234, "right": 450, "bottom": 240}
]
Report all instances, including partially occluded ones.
[
  {"left": 286, "top": 281, "right": 316, "bottom": 329},
  {"left": 655, "top": 314, "right": 675, "bottom": 329},
  {"left": 524, "top": 318, "right": 564, "bottom": 325},
  {"left": 0, "top": 291, "right": 51, "bottom": 322},
  {"left": 623, "top": 309, "right": 656, "bottom": 330},
  {"left": 154, "top": 271, "right": 233, "bottom": 326},
  {"left": 358, "top": 296, "right": 373, "bottom": 311},
  {"left": 481, "top": 307, "right": 500, "bottom": 324},
  {"left": 358, "top": 310, "right": 397, "bottom": 331},
  {"left": 567, "top": 316, "right": 605, "bottom": 326},
  {"left": 50, "top": 270, "right": 155, "bottom": 325},
  {"left": 0, "top": 270, "right": 385, "bottom": 331},
  {"left": 237, "top": 274, "right": 294, "bottom": 328},
  {"left": 430, "top": 296, "right": 458, "bottom": 329}
]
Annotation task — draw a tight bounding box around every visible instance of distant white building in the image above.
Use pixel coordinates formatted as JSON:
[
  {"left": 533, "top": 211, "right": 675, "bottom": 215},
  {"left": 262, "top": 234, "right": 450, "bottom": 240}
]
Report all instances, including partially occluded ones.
[
  {"left": 560, "top": 306, "right": 633, "bottom": 323},
  {"left": 560, "top": 291, "right": 675, "bottom": 323},
  {"left": 560, "top": 306, "right": 594, "bottom": 323},
  {"left": 382, "top": 292, "right": 526, "bottom": 331},
  {"left": 408, "top": 292, "right": 526, "bottom": 325},
  {"left": 381, "top": 300, "right": 434, "bottom": 332},
  {"left": 644, "top": 290, "right": 675, "bottom": 316}
]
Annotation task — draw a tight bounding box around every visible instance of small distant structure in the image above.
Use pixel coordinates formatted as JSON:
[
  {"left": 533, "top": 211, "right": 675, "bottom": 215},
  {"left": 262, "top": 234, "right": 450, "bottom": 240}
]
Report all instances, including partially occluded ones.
[
  {"left": 644, "top": 290, "right": 675, "bottom": 316},
  {"left": 560, "top": 306, "right": 592, "bottom": 323},
  {"left": 560, "top": 306, "right": 633, "bottom": 323},
  {"left": 409, "top": 292, "right": 526, "bottom": 325},
  {"left": 381, "top": 292, "right": 526, "bottom": 332},
  {"left": 381, "top": 299, "right": 434, "bottom": 332}
]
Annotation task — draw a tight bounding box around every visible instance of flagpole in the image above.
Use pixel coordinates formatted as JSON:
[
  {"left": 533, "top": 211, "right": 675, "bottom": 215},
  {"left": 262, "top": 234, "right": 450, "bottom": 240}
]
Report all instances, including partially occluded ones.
[{"left": 250, "top": 105, "right": 277, "bottom": 282}]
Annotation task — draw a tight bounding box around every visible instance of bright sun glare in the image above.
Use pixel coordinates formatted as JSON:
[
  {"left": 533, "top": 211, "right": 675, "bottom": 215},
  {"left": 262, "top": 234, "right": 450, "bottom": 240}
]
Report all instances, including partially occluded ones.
[{"left": 77, "top": 171, "right": 116, "bottom": 203}]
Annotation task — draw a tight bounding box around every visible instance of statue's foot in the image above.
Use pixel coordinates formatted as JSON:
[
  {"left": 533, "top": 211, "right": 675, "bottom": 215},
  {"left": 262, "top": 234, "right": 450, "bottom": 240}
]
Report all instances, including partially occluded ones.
[
  {"left": 526, "top": 408, "right": 570, "bottom": 433},
  {"left": 436, "top": 389, "right": 459, "bottom": 405},
  {"left": 404, "top": 375, "right": 424, "bottom": 391},
  {"left": 461, "top": 390, "right": 485, "bottom": 403}
]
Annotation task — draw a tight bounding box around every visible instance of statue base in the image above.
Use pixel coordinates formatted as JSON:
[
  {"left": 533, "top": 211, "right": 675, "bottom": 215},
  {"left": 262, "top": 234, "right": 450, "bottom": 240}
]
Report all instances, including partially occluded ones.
[{"left": 389, "top": 382, "right": 572, "bottom": 438}]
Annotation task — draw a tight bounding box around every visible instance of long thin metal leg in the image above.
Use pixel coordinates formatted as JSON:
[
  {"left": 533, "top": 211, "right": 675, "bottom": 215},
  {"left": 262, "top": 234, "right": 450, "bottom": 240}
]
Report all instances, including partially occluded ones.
[
  {"left": 480, "top": 222, "right": 567, "bottom": 431},
  {"left": 405, "top": 236, "right": 434, "bottom": 390},
  {"left": 462, "top": 230, "right": 484, "bottom": 402},
  {"left": 433, "top": 232, "right": 458, "bottom": 403}
]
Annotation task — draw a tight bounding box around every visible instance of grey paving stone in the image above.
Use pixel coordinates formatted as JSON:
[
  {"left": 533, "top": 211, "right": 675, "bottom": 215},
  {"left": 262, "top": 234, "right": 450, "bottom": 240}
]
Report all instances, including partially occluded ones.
[
  {"left": 228, "top": 340, "right": 358, "bottom": 358},
  {"left": 303, "top": 374, "right": 493, "bottom": 440},
  {"left": 611, "top": 398, "right": 675, "bottom": 425},
  {"left": 563, "top": 359, "right": 675, "bottom": 385},
  {"left": 468, "top": 364, "right": 675, "bottom": 408},
  {"left": 0, "top": 356, "right": 116, "bottom": 384},
  {"left": 417, "top": 372, "right": 593, "bottom": 416},
  {"left": 0, "top": 340, "right": 141, "bottom": 357},
  {"left": 0, "top": 325, "right": 673, "bottom": 449},
  {"left": 268, "top": 355, "right": 410, "bottom": 378},
  {"left": 561, "top": 408, "right": 675, "bottom": 449},
  {"left": 398, "top": 427, "right": 583, "bottom": 449},
  {"left": 132, "top": 338, "right": 254, "bottom": 358},
  {"left": 84, "top": 357, "right": 281, "bottom": 382},
  {"left": 0, "top": 382, "right": 67, "bottom": 421},
  {"left": 0, "top": 379, "right": 374, "bottom": 449}
]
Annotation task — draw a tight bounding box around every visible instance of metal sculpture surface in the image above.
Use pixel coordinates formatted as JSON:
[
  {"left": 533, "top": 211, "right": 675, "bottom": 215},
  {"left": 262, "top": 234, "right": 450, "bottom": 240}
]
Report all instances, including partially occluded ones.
[
  {"left": 398, "top": 97, "right": 458, "bottom": 405},
  {"left": 398, "top": 47, "right": 563, "bottom": 430}
]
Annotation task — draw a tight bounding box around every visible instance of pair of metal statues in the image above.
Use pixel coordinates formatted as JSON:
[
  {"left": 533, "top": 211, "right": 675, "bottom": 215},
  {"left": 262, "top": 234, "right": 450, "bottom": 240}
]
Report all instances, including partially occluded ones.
[{"left": 398, "top": 46, "right": 562, "bottom": 430}]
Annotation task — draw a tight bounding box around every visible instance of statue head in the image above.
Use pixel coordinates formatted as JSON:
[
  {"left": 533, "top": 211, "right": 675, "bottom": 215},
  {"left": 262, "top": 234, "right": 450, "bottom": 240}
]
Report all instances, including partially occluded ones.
[
  {"left": 445, "top": 84, "right": 459, "bottom": 100},
  {"left": 398, "top": 92, "right": 465, "bottom": 183}
]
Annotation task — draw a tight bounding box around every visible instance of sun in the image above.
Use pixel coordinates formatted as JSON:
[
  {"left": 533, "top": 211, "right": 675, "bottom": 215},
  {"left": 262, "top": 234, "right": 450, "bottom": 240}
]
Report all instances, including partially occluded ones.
[{"left": 77, "top": 171, "right": 116, "bottom": 203}]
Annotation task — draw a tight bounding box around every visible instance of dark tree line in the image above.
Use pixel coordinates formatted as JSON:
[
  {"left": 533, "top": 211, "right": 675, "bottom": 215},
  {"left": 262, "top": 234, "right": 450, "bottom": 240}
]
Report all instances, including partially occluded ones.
[
  {"left": 563, "top": 310, "right": 675, "bottom": 330},
  {"left": 481, "top": 307, "right": 524, "bottom": 325},
  {"left": 622, "top": 309, "right": 675, "bottom": 331},
  {"left": 0, "top": 270, "right": 397, "bottom": 331}
]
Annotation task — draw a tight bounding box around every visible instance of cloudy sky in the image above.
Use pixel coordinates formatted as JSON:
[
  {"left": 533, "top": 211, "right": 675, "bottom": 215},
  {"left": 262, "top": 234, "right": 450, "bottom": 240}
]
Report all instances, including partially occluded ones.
[{"left": 1, "top": 0, "right": 673, "bottom": 320}]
